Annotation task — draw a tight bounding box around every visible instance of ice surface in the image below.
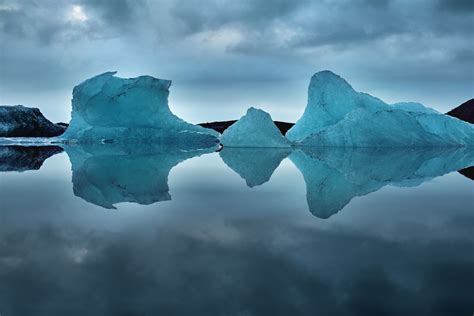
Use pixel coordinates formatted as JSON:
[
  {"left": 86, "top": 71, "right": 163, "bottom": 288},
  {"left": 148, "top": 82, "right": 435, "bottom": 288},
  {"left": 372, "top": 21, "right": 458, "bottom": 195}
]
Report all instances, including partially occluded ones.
[
  {"left": 62, "top": 72, "right": 218, "bottom": 145},
  {"left": 287, "top": 71, "right": 474, "bottom": 147},
  {"left": 0, "top": 105, "right": 66, "bottom": 137},
  {"left": 219, "top": 147, "right": 291, "bottom": 187},
  {"left": 390, "top": 102, "right": 439, "bottom": 114},
  {"left": 290, "top": 147, "right": 474, "bottom": 218},
  {"left": 286, "top": 71, "right": 386, "bottom": 141},
  {"left": 65, "top": 143, "right": 217, "bottom": 209},
  {"left": 221, "top": 107, "right": 291, "bottom": 147}
]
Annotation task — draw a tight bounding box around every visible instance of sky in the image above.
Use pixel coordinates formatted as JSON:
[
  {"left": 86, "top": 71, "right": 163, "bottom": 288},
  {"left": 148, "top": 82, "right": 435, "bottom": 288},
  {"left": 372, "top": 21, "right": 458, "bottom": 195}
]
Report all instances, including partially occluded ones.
[{"left": 0, "top": 0, "right": 473, "bottom": 123}]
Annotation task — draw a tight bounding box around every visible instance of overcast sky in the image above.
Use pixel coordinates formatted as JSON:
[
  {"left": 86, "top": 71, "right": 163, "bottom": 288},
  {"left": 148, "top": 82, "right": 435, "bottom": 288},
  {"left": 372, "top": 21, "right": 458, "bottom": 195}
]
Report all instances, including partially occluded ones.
[{"left": 0, "top": 0, "right": 473, "bottom": 123}]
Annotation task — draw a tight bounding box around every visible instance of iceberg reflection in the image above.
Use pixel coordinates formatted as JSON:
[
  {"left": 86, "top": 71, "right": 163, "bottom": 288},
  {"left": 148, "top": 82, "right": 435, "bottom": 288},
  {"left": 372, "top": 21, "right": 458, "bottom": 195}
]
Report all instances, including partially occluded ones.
[
  {"left": 64, "top": 143, "right": 217, "bottom": 209},
  {"left": 219, "top": 147, "right": 291, "bottom": 187},
  {"left": 1, "top": 143, "right": 472, "bottom": 214},
  {"left": 290, "top": 147, "right": 474, "bottom": 218}
]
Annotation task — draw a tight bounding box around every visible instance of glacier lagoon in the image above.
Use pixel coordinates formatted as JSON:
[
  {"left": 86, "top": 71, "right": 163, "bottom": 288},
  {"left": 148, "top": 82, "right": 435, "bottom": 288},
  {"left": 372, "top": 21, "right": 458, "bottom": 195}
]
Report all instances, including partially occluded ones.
[{"left": 0, "top": 143, "right": 473, "bottom": 315}]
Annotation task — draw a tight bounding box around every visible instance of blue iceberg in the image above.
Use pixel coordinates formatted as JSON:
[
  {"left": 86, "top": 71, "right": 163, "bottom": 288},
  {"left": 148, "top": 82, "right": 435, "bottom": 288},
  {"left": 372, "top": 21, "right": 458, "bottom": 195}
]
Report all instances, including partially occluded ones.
[
  {"left": 221, "top": 107, "right": 291, "bottom": 148},
  {"left": 287, "top": 71, "right": 474, "bottom": 147},
  {"left": 62, "top": 72, "right": 218, "bottom": 145}
]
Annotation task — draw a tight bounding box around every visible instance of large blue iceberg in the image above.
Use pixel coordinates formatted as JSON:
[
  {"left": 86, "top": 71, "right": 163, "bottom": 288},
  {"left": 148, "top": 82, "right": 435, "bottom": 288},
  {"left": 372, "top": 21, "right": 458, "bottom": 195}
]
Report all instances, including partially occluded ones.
[
  {"left": 62, "top": 72, "right": 218, "bottom": 145},
  {"left": 286, "top": 71, "right": 474, "bottom": 147}
]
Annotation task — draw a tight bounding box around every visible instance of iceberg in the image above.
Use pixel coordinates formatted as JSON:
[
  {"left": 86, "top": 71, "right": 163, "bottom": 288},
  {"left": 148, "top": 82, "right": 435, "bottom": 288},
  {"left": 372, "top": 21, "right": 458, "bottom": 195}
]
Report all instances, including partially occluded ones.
[
  {"left": 62, "top": 72, "right": 218, "bottom": 145},
  {"left": 290, "top": 147, "right": 474, "bottom": 219},
  {"left": 219, "top": 147, "right": 291, "bottom": 187},
  {"left": 221, "top": 107, "right": 291, "bottom": 148},
  {"left": 286, "top": 71, "right": 474, "bottom": 147},
  {"left": 65, "top": 143, "right": 217, "bottom": 209},
  {"left": 0, "top": 105, "right": 66, "bottom": 137}
]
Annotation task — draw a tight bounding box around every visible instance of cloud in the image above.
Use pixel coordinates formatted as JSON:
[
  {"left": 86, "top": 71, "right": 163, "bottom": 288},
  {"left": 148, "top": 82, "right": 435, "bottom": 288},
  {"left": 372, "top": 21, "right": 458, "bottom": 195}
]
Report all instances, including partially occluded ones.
[{"left": 0, "top": 0, "right": 473, "bottom": 120}]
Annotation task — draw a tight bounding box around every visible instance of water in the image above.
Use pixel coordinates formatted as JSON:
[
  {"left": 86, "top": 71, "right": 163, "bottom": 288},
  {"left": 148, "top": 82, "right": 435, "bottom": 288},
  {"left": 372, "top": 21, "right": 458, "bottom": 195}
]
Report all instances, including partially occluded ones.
[{"left": 0, "top": 144, "right": 473, "bottom": 315}]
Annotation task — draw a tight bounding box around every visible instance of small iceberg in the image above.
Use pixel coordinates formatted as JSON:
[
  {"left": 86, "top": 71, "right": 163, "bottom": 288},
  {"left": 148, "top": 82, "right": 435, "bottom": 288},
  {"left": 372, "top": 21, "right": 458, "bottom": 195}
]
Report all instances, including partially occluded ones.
[{"left": 221, "top": 107, "right": 291, "bottom": 148}]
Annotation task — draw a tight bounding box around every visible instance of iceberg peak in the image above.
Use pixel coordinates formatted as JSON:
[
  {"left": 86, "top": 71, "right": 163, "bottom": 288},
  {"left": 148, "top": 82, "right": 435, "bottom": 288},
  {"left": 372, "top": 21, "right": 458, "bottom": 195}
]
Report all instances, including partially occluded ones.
[
  {"left": 221, "top": 107, "right": 291, "bottom": 148},
  {"left": 286, "top": 70, "right": 386, "bottom": 141}
]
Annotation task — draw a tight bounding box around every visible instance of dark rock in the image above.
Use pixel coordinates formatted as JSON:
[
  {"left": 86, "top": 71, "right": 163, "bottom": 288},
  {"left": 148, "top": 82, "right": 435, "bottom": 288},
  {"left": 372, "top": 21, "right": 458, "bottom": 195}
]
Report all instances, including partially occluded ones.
[
  {"left": 0, "top": 145, "right": 63, "bottom": 172},
  {"left": 199, "top": 120, "right": 294, "bottom": 135},
  {"left": 0, "top": 105, "right": 67, "bottom": 137},
  {"left": 458, "top": 166, "right": 474, "bottom": 180},
  {"left": 446, "top": 99, "right": 474, "bottom": 124}
]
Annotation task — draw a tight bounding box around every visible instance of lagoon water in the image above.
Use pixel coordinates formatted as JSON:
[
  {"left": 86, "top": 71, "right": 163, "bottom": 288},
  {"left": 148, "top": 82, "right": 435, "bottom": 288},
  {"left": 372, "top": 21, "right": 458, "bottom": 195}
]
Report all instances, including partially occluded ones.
[{"left": 0, "top": 144, "right": 473, "bottom": 315}]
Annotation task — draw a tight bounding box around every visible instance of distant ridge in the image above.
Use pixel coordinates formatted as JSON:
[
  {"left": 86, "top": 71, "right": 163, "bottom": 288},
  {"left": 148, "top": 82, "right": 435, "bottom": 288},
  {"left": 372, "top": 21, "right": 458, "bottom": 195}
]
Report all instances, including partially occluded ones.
[
  {"left": 447, "top": 99, "right": 473, "bottom": 124},
  {"left": 458, "top": 166, "right": 474, "bottom": 180},
  {"left": 199, "top": 120, "right": 294, "bottom": 135}
]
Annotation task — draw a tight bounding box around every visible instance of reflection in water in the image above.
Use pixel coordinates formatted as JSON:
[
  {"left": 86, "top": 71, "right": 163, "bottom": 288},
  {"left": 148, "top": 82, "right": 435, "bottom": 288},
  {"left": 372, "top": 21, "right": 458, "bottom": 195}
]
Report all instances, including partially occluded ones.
[
  {"left": 0, "top": 145, "right": 63, "bottom": 172},
  {"left": 290, "top": 147, "right": 474, "bottom": 218},
  {"left": 1, "top": 144, "right": 473, "bottom": 315},
  {"left": 219, "top": 147, "right": 291, "bottom": 187},
  {"left": 64, "top": 143, "right": 217, "bottom": 209},
  {"left": 1, "top": 144, "right": 473, "bottom": 215}
]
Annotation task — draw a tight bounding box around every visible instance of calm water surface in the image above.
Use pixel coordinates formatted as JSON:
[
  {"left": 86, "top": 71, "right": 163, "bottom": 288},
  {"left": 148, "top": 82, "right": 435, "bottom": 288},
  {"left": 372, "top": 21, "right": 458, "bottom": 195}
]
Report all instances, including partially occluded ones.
[{"left": 0, "top": 144, "right": 473, "bottom": 315}]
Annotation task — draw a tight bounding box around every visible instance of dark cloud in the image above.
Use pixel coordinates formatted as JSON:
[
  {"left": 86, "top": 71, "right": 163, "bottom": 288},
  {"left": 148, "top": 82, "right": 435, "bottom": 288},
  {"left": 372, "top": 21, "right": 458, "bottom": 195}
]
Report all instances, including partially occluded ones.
[
  {"left": 0, "top": 0, "right": 473, "bottom": 120},
  {"left": 437, "top": 0, "right": 474, "bottom": 12},
  {"left": 81, "top": 0, "right": 148, "bottom": 33}
]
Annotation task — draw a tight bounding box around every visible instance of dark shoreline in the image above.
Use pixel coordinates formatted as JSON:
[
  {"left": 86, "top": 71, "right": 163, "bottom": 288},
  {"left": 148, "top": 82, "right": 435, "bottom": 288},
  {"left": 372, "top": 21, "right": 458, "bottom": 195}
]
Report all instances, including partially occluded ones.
[{"left": 199, "top": 120, "right": 294, "bottom": 135}]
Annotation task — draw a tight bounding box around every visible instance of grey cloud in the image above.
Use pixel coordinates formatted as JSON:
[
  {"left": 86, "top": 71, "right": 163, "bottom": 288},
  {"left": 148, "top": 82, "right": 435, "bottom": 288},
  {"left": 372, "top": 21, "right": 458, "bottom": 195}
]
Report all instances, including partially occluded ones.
[
  {"left": 169, "top": 0, "right": 302, "bottom": 34},
  {"left": 437, "top": 0, "right": 474, "bottom": 12},
  {"left": 0, "top": 0, "right": 472, "bottom": 119},
  {"left": 81, "top": 0, "right": 148, "bottom": 33},
  {"left": 0, "top": 0, "right": 146, "bottom": 44}
]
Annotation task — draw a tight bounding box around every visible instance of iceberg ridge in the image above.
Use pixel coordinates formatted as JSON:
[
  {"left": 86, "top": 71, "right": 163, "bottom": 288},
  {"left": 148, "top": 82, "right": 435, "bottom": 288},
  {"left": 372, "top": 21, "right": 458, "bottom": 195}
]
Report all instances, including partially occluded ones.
[{"left": 287, "top": 71, "right": 474, "bottom": 147}]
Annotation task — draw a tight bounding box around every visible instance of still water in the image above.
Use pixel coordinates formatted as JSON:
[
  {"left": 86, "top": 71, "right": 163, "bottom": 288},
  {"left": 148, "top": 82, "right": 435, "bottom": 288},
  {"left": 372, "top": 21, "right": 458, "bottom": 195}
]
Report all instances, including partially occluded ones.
[{"left": 0, "top": 144, "right": 473, "bottom": 315}]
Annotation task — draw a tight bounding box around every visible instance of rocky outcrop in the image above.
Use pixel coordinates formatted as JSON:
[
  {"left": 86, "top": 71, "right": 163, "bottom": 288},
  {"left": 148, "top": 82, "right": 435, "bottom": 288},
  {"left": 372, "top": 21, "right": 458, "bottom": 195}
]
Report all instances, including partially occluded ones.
[
  {"left": 199, "top": 120, "right": 294, "bottom": 135},
  {"left": 0, "top": 105, "right": 66, "bottom": 137},
  {"left": 447, "top": 99, "right": 474, "bottom": 124}
]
